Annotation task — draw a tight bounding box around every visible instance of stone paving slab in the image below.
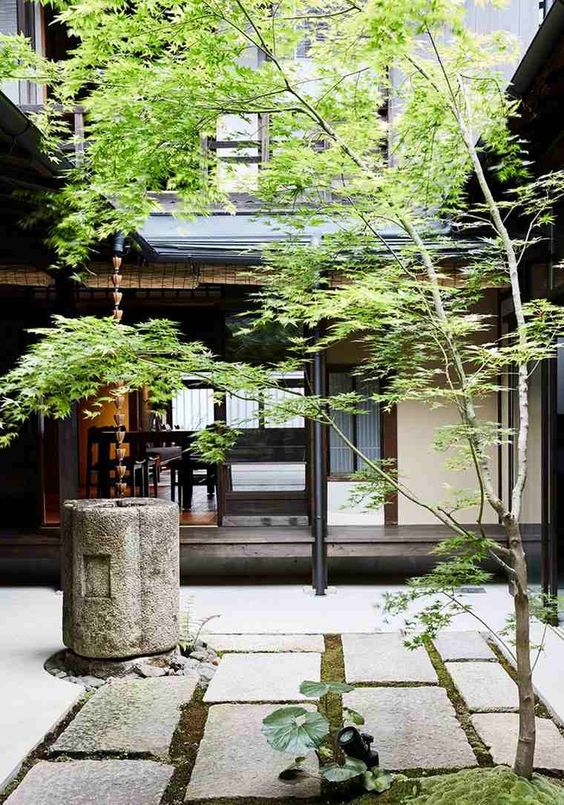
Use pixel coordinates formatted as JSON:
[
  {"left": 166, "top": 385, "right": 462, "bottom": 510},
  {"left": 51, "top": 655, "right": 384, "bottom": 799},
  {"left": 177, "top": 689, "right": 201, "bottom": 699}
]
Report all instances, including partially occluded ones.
[
  {"left": 342, "top": 633, "right": 437, "bottom": 683},
  {"left": 4, "top": 760, "right": 174, "bottom": 805},
  {"left": 472, "top": 713, "right": 564, "bottom": 770},
  {"left": 207, "top": 634, "right": 325, "bottom": 653},
  {"left": 446, "top": 662, "right": 519, "bottom": 712},
  {"left": 185, "top": 704, "right": 320, "bottom": 800},
  {"left": 51, "top": 676, "right": 198, "bottom": 760},
  {"left": 343, "top": 687, "right": 477, "bottom": 770},
  {"left": 433, "top": 631, "right": 496, "bottom": 662},
  {"left": 204, "top": 652, "right": 321, "bottom": 703}
]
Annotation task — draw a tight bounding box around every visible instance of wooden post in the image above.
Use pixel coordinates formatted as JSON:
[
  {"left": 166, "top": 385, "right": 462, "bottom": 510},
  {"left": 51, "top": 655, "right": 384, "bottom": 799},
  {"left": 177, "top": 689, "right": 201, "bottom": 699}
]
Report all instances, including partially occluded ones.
[{"left": 58, "top": 408, "right": 79, "bottom": 503}]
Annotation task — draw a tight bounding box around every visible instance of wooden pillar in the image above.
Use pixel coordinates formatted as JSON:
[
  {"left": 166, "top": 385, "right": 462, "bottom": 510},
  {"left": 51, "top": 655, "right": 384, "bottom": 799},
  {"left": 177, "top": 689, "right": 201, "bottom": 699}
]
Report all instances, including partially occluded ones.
[{"left": 58, "top": 409, "right": 79, "bottom": 503}]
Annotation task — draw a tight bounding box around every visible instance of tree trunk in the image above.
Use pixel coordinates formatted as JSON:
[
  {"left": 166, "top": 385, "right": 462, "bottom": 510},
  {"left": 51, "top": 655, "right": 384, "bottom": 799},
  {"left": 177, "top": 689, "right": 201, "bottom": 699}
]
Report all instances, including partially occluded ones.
[{"left": 509, "top": 520, "right": 536, "bottom": 778}]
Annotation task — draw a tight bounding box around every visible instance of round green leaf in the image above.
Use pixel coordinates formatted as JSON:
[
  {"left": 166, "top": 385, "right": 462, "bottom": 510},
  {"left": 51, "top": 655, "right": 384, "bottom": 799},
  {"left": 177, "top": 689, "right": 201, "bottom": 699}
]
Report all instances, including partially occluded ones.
[
  {"left": 262, "top": 707, "right": 330, "bottom": 754},
  {"left": 299, "top": 680, "right": 355, "bottom": 698},
  {"left": 299, "top": 680, "right": 329, "bottom": 698},
  {"left": 322, "top": 758, "right": 367, "bottom": 783},
  {"left": 343, "top": 706, "right": 365, "bottom": 726},
  {"left": 324, "top": 681, "right": 355, "bottom": 694},
  {"left": 364, "top": 769, "right": 394, "bottom": 793}
]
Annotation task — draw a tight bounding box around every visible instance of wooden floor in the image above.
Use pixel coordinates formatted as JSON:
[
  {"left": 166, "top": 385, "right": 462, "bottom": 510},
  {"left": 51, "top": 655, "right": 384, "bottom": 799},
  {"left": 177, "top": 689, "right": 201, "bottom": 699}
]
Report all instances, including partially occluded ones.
[{"left": 45, "top": 483, "right": 218, "bottom": 527}]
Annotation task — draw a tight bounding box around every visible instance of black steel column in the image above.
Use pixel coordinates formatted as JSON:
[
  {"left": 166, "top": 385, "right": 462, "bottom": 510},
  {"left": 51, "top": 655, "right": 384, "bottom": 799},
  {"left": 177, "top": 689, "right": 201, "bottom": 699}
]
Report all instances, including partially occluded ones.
[
  {"left": 311, "top": 325, "right": 328, "bottom": 595},
  {"left": 541, "top": 353, "right": 559, "bottom": 622}
]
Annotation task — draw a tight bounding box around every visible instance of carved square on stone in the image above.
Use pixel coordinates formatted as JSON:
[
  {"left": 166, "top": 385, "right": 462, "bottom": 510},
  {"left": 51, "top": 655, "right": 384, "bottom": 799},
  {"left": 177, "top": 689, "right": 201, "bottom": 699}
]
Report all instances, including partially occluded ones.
[{"left": 83, "top": 554, "right": 111, "bottom": 598}]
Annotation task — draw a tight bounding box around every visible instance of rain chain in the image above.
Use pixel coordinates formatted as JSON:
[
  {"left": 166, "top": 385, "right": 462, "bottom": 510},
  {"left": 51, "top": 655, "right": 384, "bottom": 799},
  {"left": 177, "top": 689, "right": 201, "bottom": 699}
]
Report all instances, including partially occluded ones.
[{"left": 111, "top": 234, "right": 126, "bottom": 498}]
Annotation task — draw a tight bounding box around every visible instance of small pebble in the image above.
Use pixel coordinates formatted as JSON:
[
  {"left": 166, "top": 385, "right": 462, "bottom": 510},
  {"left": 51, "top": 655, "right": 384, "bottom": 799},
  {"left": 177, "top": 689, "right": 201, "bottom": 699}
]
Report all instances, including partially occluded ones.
[
  {"left": 198, "top": 664, "right": 216, "bottom": 681},
  {"left": 135, "top": 663, "right": 167, "bottom": 678},
  {"left": 171, "top": 656, "right": 190, "bottom": 670},
  {"left": 79, "top": 675, "right": 105, "bottom": 688}
]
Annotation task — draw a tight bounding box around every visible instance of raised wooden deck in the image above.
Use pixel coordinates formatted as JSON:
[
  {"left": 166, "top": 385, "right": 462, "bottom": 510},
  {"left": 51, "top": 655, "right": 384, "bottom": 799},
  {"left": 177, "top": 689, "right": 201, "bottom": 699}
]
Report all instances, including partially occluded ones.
[
  {"left": 0, "top": 523, "right": 539, "bottom": 560},
  {"left": 178, "top": 524, "right": 539, "bottom": 559}
]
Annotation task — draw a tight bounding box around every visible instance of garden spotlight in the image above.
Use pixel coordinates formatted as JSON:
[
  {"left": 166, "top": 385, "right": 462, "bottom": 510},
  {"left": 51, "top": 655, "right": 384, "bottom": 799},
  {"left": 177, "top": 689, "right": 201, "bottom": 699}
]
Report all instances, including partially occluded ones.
[{"left": 336, "top": 726, "right": 379, "bottom": 769}]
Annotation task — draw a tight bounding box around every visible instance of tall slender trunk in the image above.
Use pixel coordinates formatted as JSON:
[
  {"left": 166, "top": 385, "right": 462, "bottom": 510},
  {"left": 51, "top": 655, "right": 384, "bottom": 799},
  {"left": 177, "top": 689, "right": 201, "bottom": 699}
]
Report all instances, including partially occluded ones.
[{"left": 507, "top": 518, "right": 536, "bottom": 778}]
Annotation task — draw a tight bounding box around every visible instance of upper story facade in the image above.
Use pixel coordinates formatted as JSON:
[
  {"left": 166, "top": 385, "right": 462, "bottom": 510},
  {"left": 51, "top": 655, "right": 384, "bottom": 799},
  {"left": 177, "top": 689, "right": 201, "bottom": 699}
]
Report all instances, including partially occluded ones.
[{"left": 0, "top": 0, "right": 551, "bottom": 196}]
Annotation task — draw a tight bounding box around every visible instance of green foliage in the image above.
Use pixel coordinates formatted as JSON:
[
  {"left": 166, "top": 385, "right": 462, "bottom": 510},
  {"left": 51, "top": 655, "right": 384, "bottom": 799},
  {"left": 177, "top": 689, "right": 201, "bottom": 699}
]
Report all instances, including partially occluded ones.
[
  {"left": 299, "top": 680, "right": 354, "bottom": 698},
  {"left": 178, "top": 601, "right": 220, "bottom": 655},
  {"left": 404, "top": 766, "right": 564, "bottom": 804},
  {"left": 263, "top": 679, "right": 396, "bottom": 793},
  {"left": 0, "top": 0, "right": 560, "bottom": 269},
  {"left": 261, "top": 706, "right": 330, "bottom": 755},
  {"left": 321, "top": 757, "right": 368, "bottom": 783},
  {"left": 0, "top": 315, "right": 272, "bottom": 450}
]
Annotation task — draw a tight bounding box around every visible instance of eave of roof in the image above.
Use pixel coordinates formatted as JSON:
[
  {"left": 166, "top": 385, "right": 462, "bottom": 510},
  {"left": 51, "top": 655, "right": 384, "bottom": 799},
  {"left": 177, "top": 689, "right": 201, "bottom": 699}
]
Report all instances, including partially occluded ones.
[
  {"left": 510, "top": 0, "right": 564, "bottom": 97},
  {"left": 0, "top": 91, "right": 68, "bottom": 179},
  {"left": 136, "top": 203, "right": 480, "bottom": 265}
]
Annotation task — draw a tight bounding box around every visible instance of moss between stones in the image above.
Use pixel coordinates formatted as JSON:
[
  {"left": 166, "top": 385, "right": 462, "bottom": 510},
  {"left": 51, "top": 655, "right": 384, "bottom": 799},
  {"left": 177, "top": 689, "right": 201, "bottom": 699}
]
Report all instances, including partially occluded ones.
[
  {"left": 321, "top": 634, "right": 346, "bottom": 745},
  {"left": 352, "top": 766, "right": 564, "bottom": 805},
  {"left": 424, "top": 640, "right": 493, "bottom": 768},
  {"left": 162, "top": 686, "right": 209, "bottom": 805},
  {"left": 485, "top": 639, "right": 554, "bottom": 721}
]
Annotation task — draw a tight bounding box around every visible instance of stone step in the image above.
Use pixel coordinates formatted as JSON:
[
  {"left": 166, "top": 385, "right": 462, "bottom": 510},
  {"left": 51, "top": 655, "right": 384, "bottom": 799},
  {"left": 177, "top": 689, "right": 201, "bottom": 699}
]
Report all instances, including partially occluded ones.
[
  {"left": 446, "top": 662, "right": 519, "bottom": 712},
  {"left": 205, "top": 634, "right": 325, "bottom": 653},
  {"left": 185, "top": 704, "right": 320, "bottom": 800},
  {"left": 4, "top": 760, "right": 173, "bottom": 805},
  {"left": 342, "top": 633, "right": 437, "bottom": 683},
  {"left": 204, "top": 652, "right": 321, "bottom": 703},
  {"left": 433, "top": 631, "right": 496, "bottom": 662},
  {"left": 51, "top": 676, "right": 198, "bottom": 760},
  {"left": 472, "top": 713, "right": 564, "bottom": 771},
  {"left": 343, "top": 687, "right": 477, "bottom": 770}
]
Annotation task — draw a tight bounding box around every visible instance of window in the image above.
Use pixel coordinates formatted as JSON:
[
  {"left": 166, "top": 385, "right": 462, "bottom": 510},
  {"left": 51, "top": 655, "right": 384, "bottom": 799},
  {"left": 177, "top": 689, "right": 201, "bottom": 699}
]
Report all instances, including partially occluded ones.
[
  {"left": 328, "top": 370, "right": 380, "bottom": 475},
  {"left": 226, "top": 372, "right": 304, "bottom": 429}
]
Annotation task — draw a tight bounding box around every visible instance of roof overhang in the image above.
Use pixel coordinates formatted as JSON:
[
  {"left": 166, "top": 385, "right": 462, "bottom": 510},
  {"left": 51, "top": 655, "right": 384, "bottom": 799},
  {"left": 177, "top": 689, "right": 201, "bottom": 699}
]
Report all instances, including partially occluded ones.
[
  {"left": 510, "top": 0, "right": 564, "bottom": 97},
  {"left": 136, "top": 197, "right": 479, "bottom": 265}
]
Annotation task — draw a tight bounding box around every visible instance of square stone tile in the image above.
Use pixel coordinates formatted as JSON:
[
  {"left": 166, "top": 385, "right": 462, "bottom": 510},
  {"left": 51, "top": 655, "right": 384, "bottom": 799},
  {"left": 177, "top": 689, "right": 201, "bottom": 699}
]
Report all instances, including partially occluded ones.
[
  {"left": 207, "top": 634, "right": 325, "bottom": 653},
  {"left": 5, "top": 760, "right": 174, "bottom": 805},
  {"left": 185, "top": 704, "right": 320, "bottom": 800},
  {"left": 204, "top": 652, "right": 321, "bottom": 703},
  {"left": 433, "top": 631, "right": 496, "bottom": 662},
  {"left": 342, "top": 633, "right": 437, "bottom": 683},
  {"left": 472, "top": 713, "right": 564, "bottom": 771},
  {"left": 343, "top": 687, "right": 476, "bottom": 770},
  {"left": 51, "top": 676, "right": 198, "bottom": 760},
  {"left": 446, "top": 662, "right": 519, "bottom": 712}
]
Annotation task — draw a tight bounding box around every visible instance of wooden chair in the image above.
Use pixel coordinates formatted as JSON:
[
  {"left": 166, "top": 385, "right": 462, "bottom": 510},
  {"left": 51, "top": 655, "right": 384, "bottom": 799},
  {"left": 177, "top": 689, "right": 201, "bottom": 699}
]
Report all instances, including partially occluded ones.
[
  {"left": 86, "top": 427, "right": 158, "bottom": 498},
  {"left": 169, "top": 439, "right": 217, "bottom": 510}
]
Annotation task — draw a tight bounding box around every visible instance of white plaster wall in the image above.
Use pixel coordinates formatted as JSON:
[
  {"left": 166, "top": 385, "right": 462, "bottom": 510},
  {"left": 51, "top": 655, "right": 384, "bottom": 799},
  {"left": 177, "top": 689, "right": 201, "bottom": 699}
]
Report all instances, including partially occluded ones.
[
  {"left": 327, "top": 481, "right": 384, "bottom": 526},
  {"left": 397, "top": 396, "right": 500, "bottom": 525}
]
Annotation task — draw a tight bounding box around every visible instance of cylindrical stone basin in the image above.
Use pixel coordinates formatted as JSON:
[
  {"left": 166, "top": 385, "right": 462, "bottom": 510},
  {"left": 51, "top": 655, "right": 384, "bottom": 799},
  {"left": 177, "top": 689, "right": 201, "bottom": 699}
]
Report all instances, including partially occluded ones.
[{"left": 62, "top": 498, "right": 179, "bottom": 659}]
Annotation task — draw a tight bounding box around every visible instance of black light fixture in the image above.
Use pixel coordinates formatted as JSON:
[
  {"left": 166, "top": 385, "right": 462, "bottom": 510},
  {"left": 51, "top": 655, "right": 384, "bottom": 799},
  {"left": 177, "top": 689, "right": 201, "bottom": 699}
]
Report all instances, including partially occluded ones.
[{"left": 336, "top": 726, "right": 379, "bottom": 769}]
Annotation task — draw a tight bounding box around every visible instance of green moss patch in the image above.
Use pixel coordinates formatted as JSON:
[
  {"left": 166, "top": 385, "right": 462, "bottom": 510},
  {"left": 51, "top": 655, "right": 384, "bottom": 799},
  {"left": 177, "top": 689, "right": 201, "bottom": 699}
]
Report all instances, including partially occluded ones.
[{"left": 352, "top": 767, "right": 564, "bottom": 805}]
